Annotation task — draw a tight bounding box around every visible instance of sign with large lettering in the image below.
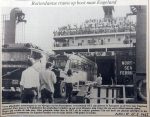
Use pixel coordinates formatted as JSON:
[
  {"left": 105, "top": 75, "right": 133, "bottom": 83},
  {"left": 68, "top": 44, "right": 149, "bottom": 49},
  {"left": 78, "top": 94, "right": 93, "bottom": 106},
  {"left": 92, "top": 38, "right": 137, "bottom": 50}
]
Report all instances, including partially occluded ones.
[
  {"left": 116, "top": 52, "right": 135, "bottom": 85},
  {"left": 120, "top": 61, "right": 133, "bottom": 76}
]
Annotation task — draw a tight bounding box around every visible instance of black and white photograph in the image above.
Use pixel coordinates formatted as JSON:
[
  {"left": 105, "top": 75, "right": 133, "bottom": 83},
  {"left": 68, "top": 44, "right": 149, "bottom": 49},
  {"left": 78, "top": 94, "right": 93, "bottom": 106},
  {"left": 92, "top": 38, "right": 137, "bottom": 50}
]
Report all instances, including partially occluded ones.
[{"left": 1, "top": 5, "right": 147, "bottom": 106}]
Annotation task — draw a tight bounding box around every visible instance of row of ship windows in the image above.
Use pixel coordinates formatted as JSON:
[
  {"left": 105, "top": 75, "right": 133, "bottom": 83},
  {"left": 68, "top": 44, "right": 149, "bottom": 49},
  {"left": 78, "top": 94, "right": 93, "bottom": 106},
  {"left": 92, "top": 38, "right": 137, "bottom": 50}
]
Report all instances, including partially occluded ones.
[
  {"left": 55, "top": 39, "right": 132, "bottom": 45},
  {"left": 71, "top": 38, "right": 122, "bottom": 44},
  {"left": 54, "top": 40, "right": 133, "bottom": 47}
]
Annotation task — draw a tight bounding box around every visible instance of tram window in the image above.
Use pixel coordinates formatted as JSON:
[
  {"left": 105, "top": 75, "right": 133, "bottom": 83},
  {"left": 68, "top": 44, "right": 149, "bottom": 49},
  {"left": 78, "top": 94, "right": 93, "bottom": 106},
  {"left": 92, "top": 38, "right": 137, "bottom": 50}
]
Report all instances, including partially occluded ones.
[
  {"left": 83, "top": 62, "right": 88, "bottom": 71},
  {"left": 86, "top": 65, "right": 89, "bottom": 70},
  {"left": 71, "top": 62, "right": 76, "bottom": 69},
  {"left": 88, "top": 65, "right": 92, "bottom": 71},
  {"left": 90, "top": 67, "right": 94, "bottom": 74},
  {"left": 84, "top": 64, "right": 88, "bottom": 71},
  {"left": 80, "top": 62, "right": 84, "bottom": 71},
  {"left": 71, "top": 61, "right": 78, "bottom": 69},
  {"left": 55, "top": 59, "right": 67, "bottom": 70},
  {"left": 71, "top": 59, "right": 83, "bottom": 70},
  {"left": 77, "top": 60, "right": 82, "bottom": 70},
  {"left": 78, "top": 64, "right": 82, "bottom": 70}
]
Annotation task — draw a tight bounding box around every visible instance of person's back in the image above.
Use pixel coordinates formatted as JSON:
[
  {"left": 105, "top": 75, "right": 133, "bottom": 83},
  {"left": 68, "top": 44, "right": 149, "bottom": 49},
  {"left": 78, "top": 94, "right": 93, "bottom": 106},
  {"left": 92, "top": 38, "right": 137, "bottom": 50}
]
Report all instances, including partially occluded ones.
[
  {"left": 65, "top": 69, "right": 74, "bottom": 103},
  {"left": 20, "top": 61, "right": 39, "bottom": 103},
  {"left": 39, "top": 63, "right": 56, "bottom": 103},
  {"left": 39, "top": 69, "right": 56, "bottom": 93},
  {"left": 21, "top": 67, "right": 39, "bottom": 88}
]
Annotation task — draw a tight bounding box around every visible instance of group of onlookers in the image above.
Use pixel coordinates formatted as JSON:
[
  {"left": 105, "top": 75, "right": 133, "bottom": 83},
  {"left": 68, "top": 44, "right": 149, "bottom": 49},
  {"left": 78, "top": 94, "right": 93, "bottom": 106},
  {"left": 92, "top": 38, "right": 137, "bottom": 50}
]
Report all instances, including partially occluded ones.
[
  {"left": 53, "top": 17, "right": 136, "bottom": 36},
  {"left": 20, "top": 61, "right": 56, "bottom": 103},
  {"left": 20, "top": 60, "right": 75, "bottom": 103}
]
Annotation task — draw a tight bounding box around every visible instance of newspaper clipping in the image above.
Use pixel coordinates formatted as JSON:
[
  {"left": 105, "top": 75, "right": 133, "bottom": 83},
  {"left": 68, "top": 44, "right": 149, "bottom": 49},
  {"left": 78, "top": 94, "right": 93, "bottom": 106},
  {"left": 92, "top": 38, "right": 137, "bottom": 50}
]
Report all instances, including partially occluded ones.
[{"left": 0, "top": 0, "right": 150, "bottom": 116}]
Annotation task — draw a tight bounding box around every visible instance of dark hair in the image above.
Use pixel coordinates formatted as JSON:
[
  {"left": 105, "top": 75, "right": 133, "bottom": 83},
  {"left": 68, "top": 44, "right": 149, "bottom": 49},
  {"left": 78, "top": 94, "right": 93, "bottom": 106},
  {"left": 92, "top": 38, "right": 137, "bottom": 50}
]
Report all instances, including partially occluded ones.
[
  {"left": 27, "top": 60, "right": 33, "bottom": 66},
  {"left": 53, "top": 65, "right": 58, "bottom": 69},
  {"left": 98, "top": 73, "right": 101, "bottom": 77},
  {"left": 46, "top": 62, "right": 52, "bottom": 69},
  {"left": 67, "top": 69, "right": 72, "bottom": 76}
]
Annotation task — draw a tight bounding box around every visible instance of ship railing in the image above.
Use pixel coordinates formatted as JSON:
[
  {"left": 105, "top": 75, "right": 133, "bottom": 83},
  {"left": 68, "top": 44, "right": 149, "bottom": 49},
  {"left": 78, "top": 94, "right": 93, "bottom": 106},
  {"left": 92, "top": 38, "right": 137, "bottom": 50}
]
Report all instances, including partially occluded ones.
[{"left": 83, "top": 84, "right": 134, "bottom": 104}]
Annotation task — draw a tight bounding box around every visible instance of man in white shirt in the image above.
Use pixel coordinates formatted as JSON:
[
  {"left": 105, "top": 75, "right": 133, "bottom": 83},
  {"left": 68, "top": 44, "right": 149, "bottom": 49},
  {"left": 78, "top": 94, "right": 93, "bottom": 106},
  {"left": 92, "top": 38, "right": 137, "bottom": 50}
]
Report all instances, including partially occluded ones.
[
  {"left": 96, "top": 73, "right": 102, "bottom": 85},
  {"left": 20, "top": 61, "right": 40, "bottom": 103},
  {"left": 39, "top": 62, "right": 56, "bottom": 103}
]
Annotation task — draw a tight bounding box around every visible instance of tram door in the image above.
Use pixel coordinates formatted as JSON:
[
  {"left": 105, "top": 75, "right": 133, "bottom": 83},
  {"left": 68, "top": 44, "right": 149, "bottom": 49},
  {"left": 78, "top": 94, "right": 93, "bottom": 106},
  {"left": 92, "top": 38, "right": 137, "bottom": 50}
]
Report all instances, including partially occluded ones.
[{"left": 97, "top": 59, "right": 115, "bottom": 85}]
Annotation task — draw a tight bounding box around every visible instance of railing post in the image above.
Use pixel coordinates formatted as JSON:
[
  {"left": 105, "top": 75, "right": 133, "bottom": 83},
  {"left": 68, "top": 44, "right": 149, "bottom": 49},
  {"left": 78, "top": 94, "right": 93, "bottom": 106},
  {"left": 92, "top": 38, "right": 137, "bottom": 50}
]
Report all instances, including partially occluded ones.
[
  {"left": 97, "top": 87, "right": 101, "bottom": 103},
  {"left": 123, "top": 85, "right": 126, "bottom": 103}
]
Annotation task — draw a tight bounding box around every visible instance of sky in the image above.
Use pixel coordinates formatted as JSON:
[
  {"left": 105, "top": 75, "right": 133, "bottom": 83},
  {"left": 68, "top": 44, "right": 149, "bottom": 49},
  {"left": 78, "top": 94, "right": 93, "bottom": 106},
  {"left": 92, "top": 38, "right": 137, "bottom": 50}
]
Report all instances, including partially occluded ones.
[{"left": 2, "top": 6, "right": 134, "bottom": 52}]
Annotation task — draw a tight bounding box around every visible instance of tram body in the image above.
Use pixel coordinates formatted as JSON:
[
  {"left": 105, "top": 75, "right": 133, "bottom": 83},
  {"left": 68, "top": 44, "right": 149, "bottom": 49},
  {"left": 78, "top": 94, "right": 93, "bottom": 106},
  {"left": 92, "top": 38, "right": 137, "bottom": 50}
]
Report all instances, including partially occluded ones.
[
  {"left": 2, "top": 43, "right": 49, "bottom": 99},
  {"left": 50, "top": 53, "right": 97, "bottom": 97}
]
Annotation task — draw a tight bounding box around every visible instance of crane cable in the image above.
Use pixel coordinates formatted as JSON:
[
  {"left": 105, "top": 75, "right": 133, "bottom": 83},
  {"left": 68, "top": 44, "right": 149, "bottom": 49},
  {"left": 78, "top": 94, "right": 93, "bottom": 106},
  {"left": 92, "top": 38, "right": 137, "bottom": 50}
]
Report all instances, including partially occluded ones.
[
  {"left": 2, "top": 57, "right": 42, "bottom": 78},
  {"left": 2, "top": 68, "right": 21, "bottom": 78}
]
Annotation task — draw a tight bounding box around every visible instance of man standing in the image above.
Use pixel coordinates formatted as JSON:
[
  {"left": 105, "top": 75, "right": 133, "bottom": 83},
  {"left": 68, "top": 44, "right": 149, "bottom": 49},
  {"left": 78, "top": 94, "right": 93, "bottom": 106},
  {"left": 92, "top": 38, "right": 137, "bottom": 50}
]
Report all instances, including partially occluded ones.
[
  {"left": 39, "top": 62, "right": 56, "bottom": 103},
  {"left": 20, "top": 60, "right": 39, "bottom": 103},
  {"left": 96, "top": 73, "right": 103, "bottom": 85},
  {"left": 65, "top": 69, "right": 74, "bottom": 103}
]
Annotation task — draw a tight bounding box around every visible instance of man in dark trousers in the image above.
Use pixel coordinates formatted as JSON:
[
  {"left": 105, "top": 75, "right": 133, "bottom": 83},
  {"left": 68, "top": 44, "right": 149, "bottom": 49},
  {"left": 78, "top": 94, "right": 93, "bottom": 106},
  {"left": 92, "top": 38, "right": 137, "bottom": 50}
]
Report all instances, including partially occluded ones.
[
  {"left": 65, "top": 69, "right": 74, "bottom": 103},
  {"left": 20, "top": 60, "right": 39, "bottom": 103},
  {"left": 39, "top": 63, "right": 56, "bottom": 103}
]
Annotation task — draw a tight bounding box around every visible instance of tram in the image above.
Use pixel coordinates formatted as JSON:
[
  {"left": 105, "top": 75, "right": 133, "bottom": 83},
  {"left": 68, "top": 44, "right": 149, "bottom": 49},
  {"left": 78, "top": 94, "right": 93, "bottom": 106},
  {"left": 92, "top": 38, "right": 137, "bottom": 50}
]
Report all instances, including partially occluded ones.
[
  {"left": 49, "top": 53, "right": 97, "bottom": 97},
  {"left": 2, "top": 43, "right": 49, "bottom": 99}
]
